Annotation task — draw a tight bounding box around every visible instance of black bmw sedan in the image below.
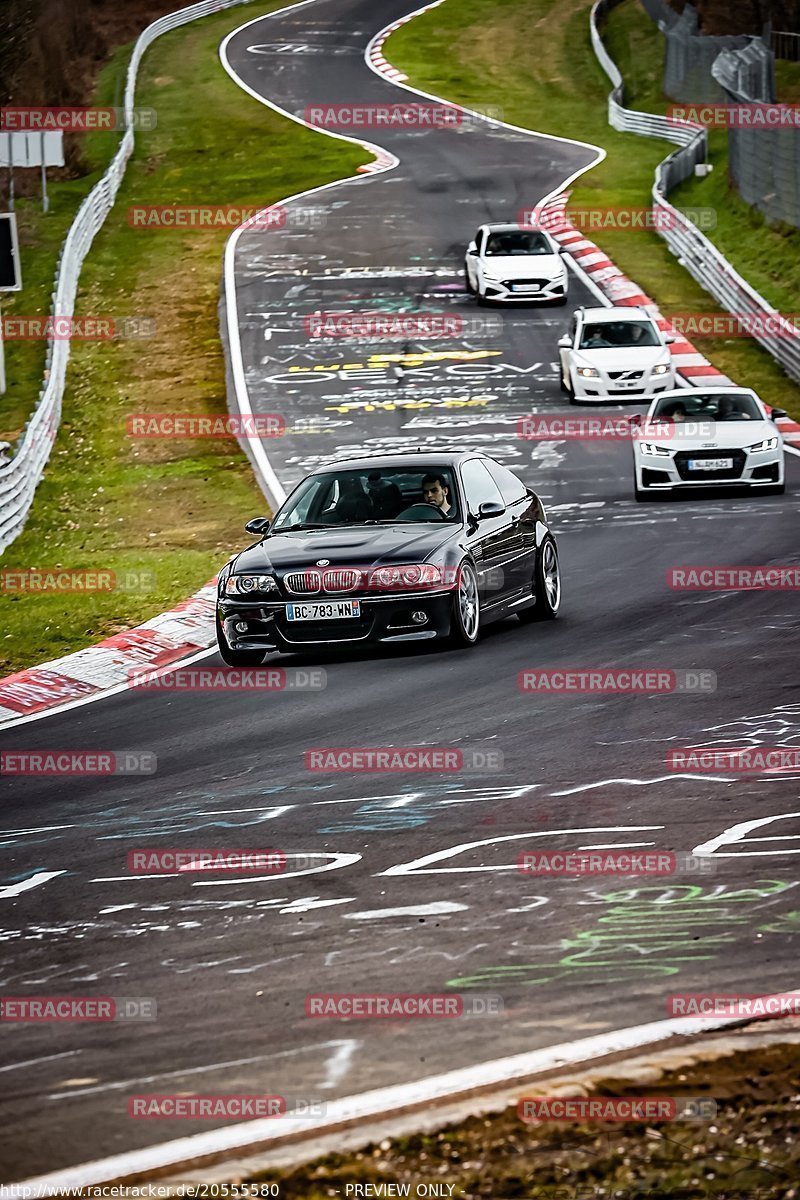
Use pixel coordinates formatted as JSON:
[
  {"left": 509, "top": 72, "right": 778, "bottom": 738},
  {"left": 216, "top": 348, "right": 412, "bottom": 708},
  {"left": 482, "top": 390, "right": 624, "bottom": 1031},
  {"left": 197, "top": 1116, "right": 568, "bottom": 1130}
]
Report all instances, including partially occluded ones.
[{"left": 215, "top": 451, "right": 560, "bottom": 662}]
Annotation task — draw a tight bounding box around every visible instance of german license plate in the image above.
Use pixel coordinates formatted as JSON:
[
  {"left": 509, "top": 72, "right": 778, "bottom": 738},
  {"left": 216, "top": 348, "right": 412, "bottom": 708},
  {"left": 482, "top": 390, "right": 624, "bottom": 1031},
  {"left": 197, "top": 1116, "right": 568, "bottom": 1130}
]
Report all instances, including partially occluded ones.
[
  {"left": 687, "top": 458, "right": 732, "bottom": 471},
  {"left": 286, "top": 600, "right": 361, "bottom": 621},
  {"left": 511, "top": 283, "right": 540, "bottom": 293}
]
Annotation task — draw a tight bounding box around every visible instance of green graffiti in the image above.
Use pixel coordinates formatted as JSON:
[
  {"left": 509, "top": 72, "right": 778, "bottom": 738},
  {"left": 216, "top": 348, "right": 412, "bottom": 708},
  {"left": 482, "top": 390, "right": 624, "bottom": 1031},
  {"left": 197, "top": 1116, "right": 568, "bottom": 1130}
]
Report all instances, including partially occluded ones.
[{"left": 449, "top": 881, "right": 797, "bottom": 990}]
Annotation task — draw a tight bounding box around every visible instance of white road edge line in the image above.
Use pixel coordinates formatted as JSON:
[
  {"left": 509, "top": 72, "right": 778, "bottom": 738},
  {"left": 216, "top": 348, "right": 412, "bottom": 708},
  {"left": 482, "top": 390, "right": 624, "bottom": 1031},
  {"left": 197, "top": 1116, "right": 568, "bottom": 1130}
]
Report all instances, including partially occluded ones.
[{"left": 13, "top": 1003, "right": 796, "bottom": 1194}]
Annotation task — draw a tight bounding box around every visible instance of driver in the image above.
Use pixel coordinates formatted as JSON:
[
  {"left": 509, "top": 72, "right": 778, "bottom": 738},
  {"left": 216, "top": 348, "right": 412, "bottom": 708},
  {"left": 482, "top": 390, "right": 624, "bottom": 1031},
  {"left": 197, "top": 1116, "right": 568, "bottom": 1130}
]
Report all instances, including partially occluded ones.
[{"left": 421, "top": 472, "right": 452, "bottom": 516}]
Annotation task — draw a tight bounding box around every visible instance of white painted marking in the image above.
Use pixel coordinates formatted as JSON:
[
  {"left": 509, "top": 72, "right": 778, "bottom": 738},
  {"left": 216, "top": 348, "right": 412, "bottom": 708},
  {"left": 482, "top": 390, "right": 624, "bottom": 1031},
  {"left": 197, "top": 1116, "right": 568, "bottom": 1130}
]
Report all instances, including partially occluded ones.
[
  {"left": 0, "top": 1050, "right": 80, "bottom": 1074},
  {"left": 551, "top": 775, "right": 731, "bottom": 796},
  {"left": 348, "top": 902, "right": 468, "bottom": 919},
  {"left": 0, "top": 871, "right": 66, "bottom": 899},
  {"left": 381, "top": 827, "right": 662, "bottom": 875},
  {"left": 21, "top": 1004, "right": 796, "bottom": 1193},
  {"left": 692, "top": 812, "right": 800, "bottom": 858}
]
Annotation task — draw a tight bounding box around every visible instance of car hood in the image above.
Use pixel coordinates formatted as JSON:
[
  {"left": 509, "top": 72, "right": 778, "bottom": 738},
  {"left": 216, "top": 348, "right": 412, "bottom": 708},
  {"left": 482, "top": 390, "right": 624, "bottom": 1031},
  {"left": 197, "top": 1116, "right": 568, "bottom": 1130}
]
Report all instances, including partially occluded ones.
[
  {"left": 644, "top": 419, "right": 779, "bottom": 452},
  {"left": 482, "top": 255, "right": 563, "bottom": 279},
  {"left": 575, "top": 346, "right": 669, "bottom": 369},
  {"left": 232, "top": 524, "right": 457, "bottom": 573}
]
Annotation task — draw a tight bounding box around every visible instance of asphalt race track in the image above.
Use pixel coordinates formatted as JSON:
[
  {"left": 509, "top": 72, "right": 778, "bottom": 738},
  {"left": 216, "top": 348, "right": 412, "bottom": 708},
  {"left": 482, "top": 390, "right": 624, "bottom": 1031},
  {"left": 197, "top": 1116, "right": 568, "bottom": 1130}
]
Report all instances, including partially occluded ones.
[{"left": 1, "top": 0, "right": 799, "bottom": 1180}]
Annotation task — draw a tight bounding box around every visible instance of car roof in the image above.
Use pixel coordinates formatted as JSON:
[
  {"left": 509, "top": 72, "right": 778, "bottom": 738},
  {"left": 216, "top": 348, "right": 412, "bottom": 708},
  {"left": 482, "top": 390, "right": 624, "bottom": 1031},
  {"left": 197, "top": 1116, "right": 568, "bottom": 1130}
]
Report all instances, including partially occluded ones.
[
  {"left": 308, "top": 450, "right": 498, "bottom": 475},
  {"left": 651, "top": 386, "right": 759, "bottom": 399},
  {"left": 578, "top": 306, "right": 653, "bottom": 322}
]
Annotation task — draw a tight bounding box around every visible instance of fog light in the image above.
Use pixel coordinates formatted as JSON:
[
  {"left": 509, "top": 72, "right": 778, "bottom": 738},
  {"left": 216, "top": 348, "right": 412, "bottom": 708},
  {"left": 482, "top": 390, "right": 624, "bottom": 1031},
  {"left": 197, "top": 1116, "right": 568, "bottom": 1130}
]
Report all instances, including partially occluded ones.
[
  {"left": 235, "top": 621, "right": 248, "bottom": 633},
  {"left": 411, "top": 611, "right": 428, "bottom": 625}
]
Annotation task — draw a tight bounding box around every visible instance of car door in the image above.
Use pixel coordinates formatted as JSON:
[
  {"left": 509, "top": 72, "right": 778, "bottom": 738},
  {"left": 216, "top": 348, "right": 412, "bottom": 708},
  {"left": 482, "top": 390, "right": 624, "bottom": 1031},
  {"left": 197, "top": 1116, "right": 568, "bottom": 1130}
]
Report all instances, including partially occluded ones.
[
  {"left": 559, "top": 311, "right": 579, "bottom": 383},
  {"left": 459, "top": 458, "right": 515, "bottom": 610},
  {"left": 484, "top": 459, "right": 536, "bottom": 596},
  {"left": 472, "top": 227, "right": 487, "bottom": 292}
]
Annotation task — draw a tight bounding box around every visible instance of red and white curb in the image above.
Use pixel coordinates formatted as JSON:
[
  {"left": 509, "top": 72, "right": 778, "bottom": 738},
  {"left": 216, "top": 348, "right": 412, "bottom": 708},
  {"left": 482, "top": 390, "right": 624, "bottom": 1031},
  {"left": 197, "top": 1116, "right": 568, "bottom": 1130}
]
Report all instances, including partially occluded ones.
[
  {"left": 0, "top": 580, "right": 217, "bottom": 727},
  {"left": 366, "top": 1, "right": 446, "bottom": 82}
]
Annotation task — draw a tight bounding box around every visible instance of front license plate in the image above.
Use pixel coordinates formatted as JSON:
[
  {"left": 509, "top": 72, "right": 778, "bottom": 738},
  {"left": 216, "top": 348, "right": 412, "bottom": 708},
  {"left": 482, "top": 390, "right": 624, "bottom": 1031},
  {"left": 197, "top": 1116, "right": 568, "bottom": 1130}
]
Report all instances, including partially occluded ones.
[
  {"left": 511, "top": 284, "right": 540, "bottom": 293},
  {"left": 286, "top": 600, "right": 361, "bottom": 621},
  {"left": 687, "top": 458, "right": 733, "bottom": 471}
]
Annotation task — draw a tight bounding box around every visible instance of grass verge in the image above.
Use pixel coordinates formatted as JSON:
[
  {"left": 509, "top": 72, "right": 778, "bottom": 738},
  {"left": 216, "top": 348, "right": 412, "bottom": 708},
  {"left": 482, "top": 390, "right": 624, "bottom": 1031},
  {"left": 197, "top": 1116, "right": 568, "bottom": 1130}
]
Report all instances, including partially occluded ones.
[
  {"left": 387, "top": 0, "right": 800, "bottom": 418},
  {"left": 0, "top": 2, "right": 367, "bottom": 676},
  {"left": 244, "top": 1042, "right": 800, "bottom": 1198}
]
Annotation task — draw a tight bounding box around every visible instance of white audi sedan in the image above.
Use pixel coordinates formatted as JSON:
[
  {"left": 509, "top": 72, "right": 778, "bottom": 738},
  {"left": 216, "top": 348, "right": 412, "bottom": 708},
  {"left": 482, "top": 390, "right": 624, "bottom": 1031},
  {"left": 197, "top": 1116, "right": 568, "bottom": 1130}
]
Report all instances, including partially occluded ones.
[
  {"left": 465, "top": 224, "right": 569, "bottom": 305},
  {"left": 558, "top": 306, "right": 675, "bottom": 401},
  {"left": 632, "top": 388, "right": 786, "bottom": 500}
]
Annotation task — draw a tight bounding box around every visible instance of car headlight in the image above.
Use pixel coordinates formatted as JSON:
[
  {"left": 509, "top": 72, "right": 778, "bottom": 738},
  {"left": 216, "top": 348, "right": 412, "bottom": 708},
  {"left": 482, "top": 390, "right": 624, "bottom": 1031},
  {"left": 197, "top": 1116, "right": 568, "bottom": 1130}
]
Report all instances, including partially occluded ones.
[
  {"left": 370, "top": 564, "right": 443, "bottom": 590},
  {"left": 224, "top": 574, "right": 279, "bottom": 595},
  {"left": 651, "top": 363, "right": 671, "bottom": 376},
  {"left": 639, "top": 443, "right": 672, "bottom": 457},
  {"left": 576, "top": 367, "right": 600, "bottom": 378},
  {"left": 747, "top": 437, "right": 779, "bottom": 452}
]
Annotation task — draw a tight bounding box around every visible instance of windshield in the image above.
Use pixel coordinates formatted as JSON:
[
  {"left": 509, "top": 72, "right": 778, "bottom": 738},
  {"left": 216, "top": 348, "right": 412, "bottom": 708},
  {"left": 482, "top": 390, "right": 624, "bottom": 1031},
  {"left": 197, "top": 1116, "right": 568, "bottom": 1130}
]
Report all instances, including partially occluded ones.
[
  {"left": 652, "top": 392, "right": 763, "bottom": 422},
  {"left": 272, "top": 467, "right": 461, "bottom": 530},
  {"left": 579, "top": 320, "right": 660, "bottom": 349},
  {"left": 485, "top": 231, "right": 553, "bottom": 256}
]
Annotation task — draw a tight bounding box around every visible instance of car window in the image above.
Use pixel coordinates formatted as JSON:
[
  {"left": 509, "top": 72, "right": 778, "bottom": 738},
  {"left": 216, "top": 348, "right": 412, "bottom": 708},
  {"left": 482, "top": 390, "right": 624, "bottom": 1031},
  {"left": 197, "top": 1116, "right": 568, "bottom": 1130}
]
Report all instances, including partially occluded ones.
[
  {"left": 652, "top": 392, "right": 762, "bottom": 422},
  {"left": 485, "top": 461, "right": 527, "bottom": 504},
  {"left": 272, "top": 467, "right": 460, "bottom": 529},
  {"left": 461, "top": 459, "right": 504, "bottom": 513},
  {"left": 579, "top": 320, "right": 660, "bottom": 349},
  {"left": 484, "top": 231, "right": 552, "bottom": 256}
]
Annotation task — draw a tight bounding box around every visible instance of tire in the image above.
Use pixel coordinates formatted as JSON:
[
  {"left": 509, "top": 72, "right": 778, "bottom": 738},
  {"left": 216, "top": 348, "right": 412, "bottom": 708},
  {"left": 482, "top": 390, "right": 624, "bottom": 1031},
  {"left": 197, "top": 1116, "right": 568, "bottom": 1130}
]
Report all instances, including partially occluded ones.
[
  {"left": 561, "top": 369, "right": 574, "bottom": 400},
  {"left": 553, "top": 294, "right": 569, "bottom": 306},
  {"left": 448, "top": 561, "right": 481, "bottom": 647},
  {"left": 465, "top": 268, "right": 476, "bottom": 295},
  {"left": 216, "top": 615, "right": 266, "bottom": 666},
  {"left": 634, "top": 486, "right": 656, "bottom": 502},
  {"left": 477, "top": 290, "right": 490, "bottom": 307},
  {"left": 519, "top": 535, "right": 560, "bottom": 622}
]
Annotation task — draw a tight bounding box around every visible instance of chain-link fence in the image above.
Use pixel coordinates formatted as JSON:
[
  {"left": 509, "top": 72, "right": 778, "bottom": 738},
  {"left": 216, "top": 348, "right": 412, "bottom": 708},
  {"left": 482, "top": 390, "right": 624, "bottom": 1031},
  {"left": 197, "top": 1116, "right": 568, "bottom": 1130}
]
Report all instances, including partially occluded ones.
[
  {"left": 662, "top": 4, "right": 760, "bottom": 102},
  {"left": 590, "top": 0, "right": 800, "bottom": 386},
  {"left": 712, "top": 42, "right": 800, "bottom": 228}
]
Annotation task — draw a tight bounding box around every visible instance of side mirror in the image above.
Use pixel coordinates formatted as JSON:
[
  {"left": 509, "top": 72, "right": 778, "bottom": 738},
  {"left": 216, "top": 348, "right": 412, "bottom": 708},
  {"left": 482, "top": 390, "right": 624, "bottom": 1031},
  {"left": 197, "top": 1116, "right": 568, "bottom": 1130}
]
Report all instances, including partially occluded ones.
[
  {"left": 771, "top": 407, "right": 787, "bottom": 419},
  {"left": 664, "top": 334, "right": 677, "bottom": 344},
  {"left": 478, "top": 500, "right": 505, "bottom": 520},
  {"left": 628, "top": 413, "right": 642, "bottom": 427},
  {"left": 558, "top": 245, "right": 569, "bottom": 254},
  {"left": 467, "top": 244, "right": 478, "bottom": 255},
  {"left": 557, "top": 334, "right": 572, "bottom": 348},
  {"left": 245, "top": 517, "right": 270, "bottom": 535}
]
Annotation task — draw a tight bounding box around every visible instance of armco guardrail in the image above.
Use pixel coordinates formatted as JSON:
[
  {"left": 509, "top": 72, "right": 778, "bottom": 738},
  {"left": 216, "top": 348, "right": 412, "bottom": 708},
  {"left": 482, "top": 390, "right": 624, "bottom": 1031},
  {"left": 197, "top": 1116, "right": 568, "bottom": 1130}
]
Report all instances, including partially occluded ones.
[
  {"left": 0, "top": 0, "right": 254, "bottom": 554},
  {"left": 590, "top": 0, "right": 800, "bottom": 388}
]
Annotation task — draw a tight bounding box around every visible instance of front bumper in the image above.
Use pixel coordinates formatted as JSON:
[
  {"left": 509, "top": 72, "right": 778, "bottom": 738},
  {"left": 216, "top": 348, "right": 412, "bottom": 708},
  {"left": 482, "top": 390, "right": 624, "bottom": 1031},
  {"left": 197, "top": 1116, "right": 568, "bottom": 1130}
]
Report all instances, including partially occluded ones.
[
  {"left": 483, "top": 276, "right": 568, "bottom": 303},
  {"left": 217, "top": 591, "right": 454, "bottom": 652},
  {"left": 571, "top": 367, "right": 676, "bottom": 401},
  {"left": 635, "top": 446, "right": 784, "bottom": 490}
]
